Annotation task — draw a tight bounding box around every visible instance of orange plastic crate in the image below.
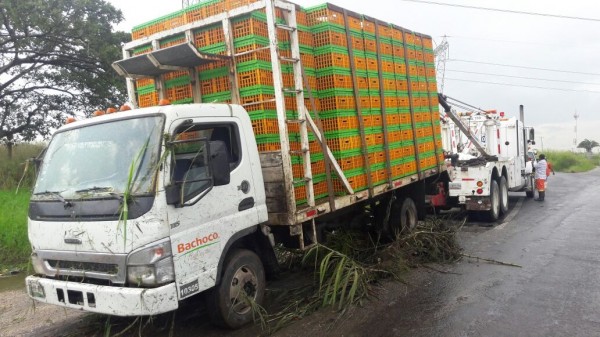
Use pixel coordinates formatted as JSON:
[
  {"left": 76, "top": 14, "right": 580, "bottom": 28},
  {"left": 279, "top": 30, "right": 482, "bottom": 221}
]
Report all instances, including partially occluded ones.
[
  {"left": 295, "top": 185, "right": 306, "bottom": 202},
  {"left": 296, "top": 10, "right": 308, "bottom": 26},
  {"left": 368, "top": 151, "right": 385, "bottom": 165},
  {"left": 241, "top": 93, "right": 275, "bottom": 106},
  {"left": 347, "top": 15, "right": 363, "bottom": 31},
  {"left": 167, "top": 84, "right": 193, "bottom": 102},
  {"left": 398, "top": 97, "right": 410, "bottom": 108},
  {"left": 386, "top": 113, "right": 400, "bottom": 125},
  {"left": 385, "top": 96, "right": 399, "bottom": 108},
  {"left": 224, "top": 0, "right": 261, "bottom": 10},
  {"left": 314, "top": 180, "right": 329, "bottom": 197},
  {"left": 380, "top": 25, "right": 394, "bottom": 39},
  {"left": 411, "top": 96, "right": 421, "bottom": 108},
  {"left": 257, "top": 143, "right": 281, "bottom": 152},
  {"left": 422, "top": 37, "right": 433, "bottom": 49},
  {"left": 406, "top": 48, "right": 417, "bottom": 60},
  {"left": 353, "top": 56, "right": 367, "bottom": 70},
  {"left": 362, "top": 20, "right": 376, "bottom": 34},
  {"left": 289, "top": 140, "right": 323, "bottom": 154},
  {"left": 317, "top": 74, "right": 354, "bottom": 90},
  {"left": 138, "top": 92, "right": 158, "bottom": 108},
  {"left": 164, "top": 15, "right": 186, "bottom": 30},
  {"left": 399, "top": 113, "right": 411, "bottom": 125},
  {"left": 314, "top": 30, "right": 347, "bottom": 48},
  {"left": 366, "top": 57, "right": 379, "bottom": 71},
  {"left": 131, "top": 28, "right": 148, "bottom": 40},
  {"left": 404, "top": 32, "right": 415, "bottom": 45},
  {"left": 389, "top": 130, "right": 402, "bottom": 143},
  {"left": 315, "top": 53, "right": 351, "bottom": 69},
  {"left": 253, "top": 118, "right": 280, "bottom": 135},
  {"left": 307, "top": 7, "right": 344, "bottom": 26},
  {"left": 319, "top": 95, "right": 355, "bottom": 111},
  {"left": 321, "top": 116, "right": 359, "bottom": 131},
  {"left": 392, "top": 45, "right": 405, "bottom": 58},
  {"left": 365, "top": 133, "right": 384, "bottom": 146},
  {"left": 194, "top": 26, "right": 225, "bottom": 48},
  {"left": 416, "top": 50, "right": 425, "bottom": 62},
  {"left": 334, "top": 173, "right": 368, "bottom": 193},
  {"left": 382, "top": 78, "right": 396, "bottom": 91},
  {"left": 338, "top": 155, "right": 366, "bottom": 171},
  {"left": 396, "top": 80, "right": 408, "bottom": 92},
  {"left": 407, "top": 64, "right": 418, "bottom": 76},
  {"left": 391, "top": 164, "right": 404, "bottom": 177},
  {"left": 160, "top": 37, "right": 186, "bottom": 49},
  {"left": 245, "top": 100, "right": 275, "bottom": 112},
  {"left": 136, "top": 78, "right": 154, "bottom": 88},
  {"left": 203, "top": 2, "right": 225, "bottom": 17},
  {"left": 401, "top": 129, "right": 414, "bottom": 141},
  {"left": 164, "top": 70, "right": 188, "bottom": 82},
  {"left": 236, "top": 48, "right": 272, "bottom": 63},
  {"left": 404, "top": 161, "right": 417, "bottom": 174},
  {"left": 411, "top": 81, "right": 420, "bottom": 92},
  {"left": 351, "top": 35, "right": 365, "bottom": 50},
  {"left": 392, "top": 28, "right": 404, "bottom": 42},
  {"left": 428, "top": 82, "right": 437, "bottom": 92},
  {"left": 238, "top": 69, "right": 274, "bottom": 88},
  {"left": 426, "top": 67, "right": 436, "bottom": 77},
  {"left": 201, "top": 76, "right": 230, "bottom": 96},
  {"left": 370, "top": 168, "right": 387, "bottom": 184},
  {"left": 424, "top": 53, "right": 434, "bottom": 63},
  {"left": 414, "top": 36, "right": 423, "bottom": 47},
  {"left": 417, "top": 65, "right": 426, "bottom": 77},
  {"left": 420, "top": 97, "right": 431, "bottom": 108},
  {"left": 356, "top": 76, "right": 369, "bottom": 90},
  {"left": 394, "top": 63, "right": 407, "bottom": 75},
  {"left": 327, "top": 136, "right": 362, "bottom": 152},
  {"left": 233, "top": 18, "right": 268, "bottom": 39},
  {"left": 380, "top": 43, "right": 393, "bottom": 55},
  {"left": 367, "top": 114, "right": 383, "bottom": 128},
  {"left": 298, "top": 30, "right": 314, "bottom": 46},
  {"left": 364, "top": 39, "right": 377, "bottom": 53}
]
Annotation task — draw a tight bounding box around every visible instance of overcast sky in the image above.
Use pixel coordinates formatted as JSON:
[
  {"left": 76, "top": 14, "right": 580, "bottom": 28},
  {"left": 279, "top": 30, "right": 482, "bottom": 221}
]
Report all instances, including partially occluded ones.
[{"left": 108, "top": 0, "right": 600, "bottom": 151}]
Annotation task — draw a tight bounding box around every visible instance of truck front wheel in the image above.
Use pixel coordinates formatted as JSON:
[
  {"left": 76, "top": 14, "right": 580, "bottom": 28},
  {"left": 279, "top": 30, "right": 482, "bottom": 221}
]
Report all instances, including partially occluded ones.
[{"left": 207, "top": 249, "right": 266, "bottom": 329}]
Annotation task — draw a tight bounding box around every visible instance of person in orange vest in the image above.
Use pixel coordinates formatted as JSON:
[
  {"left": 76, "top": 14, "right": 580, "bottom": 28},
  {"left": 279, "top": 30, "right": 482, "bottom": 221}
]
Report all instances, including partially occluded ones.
[{"left": 534, "top": 154, "right": 552, "bottom": 201}]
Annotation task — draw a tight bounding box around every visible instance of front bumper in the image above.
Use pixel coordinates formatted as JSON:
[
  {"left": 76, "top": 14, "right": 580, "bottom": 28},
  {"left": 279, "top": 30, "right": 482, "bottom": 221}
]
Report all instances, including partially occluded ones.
[{"left": 26, "top": 276, "right": 178, "bottom": 316}]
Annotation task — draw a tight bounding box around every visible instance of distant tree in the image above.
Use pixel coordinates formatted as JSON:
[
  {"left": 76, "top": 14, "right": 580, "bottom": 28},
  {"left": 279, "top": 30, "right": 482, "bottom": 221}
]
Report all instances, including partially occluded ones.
[
  {"left": 0, "top": 0, "right": 130, "bottom": 158},
  {"left": 577, "top": 139, "right": 600, "bottom": 153}
]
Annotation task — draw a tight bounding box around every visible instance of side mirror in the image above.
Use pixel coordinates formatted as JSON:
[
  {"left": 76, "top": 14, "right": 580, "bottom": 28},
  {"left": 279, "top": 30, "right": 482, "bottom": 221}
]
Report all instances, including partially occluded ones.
[
  {"left": 165, "top": 184, "right": 182, "bottom": 206},
  {"left": 529, "top": 129, "right": 535, "bottom": 141},
  {"left": 209, "top": 140, "right": 231, "bottom": 186}
]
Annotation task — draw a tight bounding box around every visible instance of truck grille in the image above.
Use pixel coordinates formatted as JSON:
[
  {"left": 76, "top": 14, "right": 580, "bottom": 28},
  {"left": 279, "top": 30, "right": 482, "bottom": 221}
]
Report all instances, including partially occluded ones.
[{"left": 47, "top": 260, "right": 119, "bottom": 275}]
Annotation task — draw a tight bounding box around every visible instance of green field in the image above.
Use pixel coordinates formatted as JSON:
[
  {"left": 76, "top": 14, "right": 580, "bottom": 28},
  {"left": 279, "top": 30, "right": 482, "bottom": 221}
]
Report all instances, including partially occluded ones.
[
  {"left": 0, "top": 190, "right": 31, "bottom": 270},
  {"left": 544, "top": 150, "right": 600, "bottom": 173}
]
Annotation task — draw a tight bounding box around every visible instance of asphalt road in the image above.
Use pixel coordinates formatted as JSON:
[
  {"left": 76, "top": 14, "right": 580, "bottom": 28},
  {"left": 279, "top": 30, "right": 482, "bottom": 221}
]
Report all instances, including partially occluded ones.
[
  {"left": 3, "top": 169, "right": 599, "bottom": 337},
  {"left": 288, "top": 168, "right": 600, "bottom": 337}
]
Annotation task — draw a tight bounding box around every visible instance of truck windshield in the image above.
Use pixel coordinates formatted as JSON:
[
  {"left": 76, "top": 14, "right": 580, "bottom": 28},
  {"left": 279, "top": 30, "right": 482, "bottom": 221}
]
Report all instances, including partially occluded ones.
[{"left": 33, "top": 116, "right": 165, "bottom": 200}]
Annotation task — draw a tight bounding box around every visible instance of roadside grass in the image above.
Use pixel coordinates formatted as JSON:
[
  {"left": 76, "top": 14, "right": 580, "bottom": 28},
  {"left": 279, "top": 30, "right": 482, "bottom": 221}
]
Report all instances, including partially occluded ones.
[
  {"left": 544, "top": 150, "right": 599, "bottom": 173},
  {"left": 0, "top": 190, "right": 31, "bottom": 271},
  {"left": 0, "top": 143, "right": 45, "bottom": 190}
]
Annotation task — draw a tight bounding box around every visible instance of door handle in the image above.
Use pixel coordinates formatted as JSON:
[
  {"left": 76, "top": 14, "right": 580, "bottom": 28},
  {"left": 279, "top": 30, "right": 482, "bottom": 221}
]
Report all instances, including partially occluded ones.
[{"left": 238, "top": 197, "right": 255, "bottom": 212}]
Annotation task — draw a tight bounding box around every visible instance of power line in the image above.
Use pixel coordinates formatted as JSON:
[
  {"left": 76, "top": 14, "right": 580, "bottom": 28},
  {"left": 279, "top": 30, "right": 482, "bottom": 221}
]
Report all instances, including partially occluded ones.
[
  {"left": 445, "top": 78, "right": 600, "bottom": 94},
  {"left": 446, "top": 70, "right": 600, "bottom": 86},
  {"left": 399, "top": 0, "right": 600, "bottom": 22},
  {"left": 447, "top": 59, "right": 600, "bottom": 76}
]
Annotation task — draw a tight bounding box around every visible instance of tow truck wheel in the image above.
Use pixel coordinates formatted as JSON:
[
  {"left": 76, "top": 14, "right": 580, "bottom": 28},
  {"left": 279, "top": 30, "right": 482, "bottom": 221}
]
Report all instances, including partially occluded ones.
[
  {"left": 526, "top": 176, "right": 535, "bottom": 198},
  {"left": 207, "top": 249, "right": 265, "bottom": 329},
  {"left": 499, "top": 176, "right": 509, "bottom": 215},
  {"left": 487, "top": 179, "right": 500, "bottom": 222}
]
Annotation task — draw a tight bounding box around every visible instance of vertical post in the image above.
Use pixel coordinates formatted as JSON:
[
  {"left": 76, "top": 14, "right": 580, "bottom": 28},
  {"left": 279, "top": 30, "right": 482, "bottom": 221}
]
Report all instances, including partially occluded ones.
[
  {"left": 186, "top": 30, "right": 203, "bottom": 103},
  {"left": 265, "top": 0, "right": 297, "bottom": 224},
  {"left": 222, "top": 17, "right": 241, "bottom": 104},
  {"left": 151, "top": 40, "right": 166, "bottom": 101},
  {"left": 122, "top": 48, "right": 138, "bottom": 108}
]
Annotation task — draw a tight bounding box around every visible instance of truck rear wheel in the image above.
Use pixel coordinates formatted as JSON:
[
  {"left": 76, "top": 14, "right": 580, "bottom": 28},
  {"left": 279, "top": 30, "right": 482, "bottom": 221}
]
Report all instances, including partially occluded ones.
[
  {"left": 499, "top": 176, "right": 509, "bottom": 215},
  {"left": 393, "top": 197, "right": 418, "bottom": 234},
  {"left": 207, "top": 249, "right": 265, "bottom": 329},
  {"left": 486, "top": 180, "right": 500, "bottom": 222},
  {"left": 526, "top": 176, "right": 535, "bottom": 198}
]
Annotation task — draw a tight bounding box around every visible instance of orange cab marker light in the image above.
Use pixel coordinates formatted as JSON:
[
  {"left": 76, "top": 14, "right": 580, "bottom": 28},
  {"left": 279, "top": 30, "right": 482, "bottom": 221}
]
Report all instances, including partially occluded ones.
[
  {"left": 92, "top": 110, "right": 105, "bottom": 117},
  {"left": 66, "top": 117, "right": 76, "bottom": 124},
  {"left": 120, "top": 105, "right": 132, "bottom": 111},
  {"left": 106, "top": 107, "right": 117, "bottom": 114},
  {"left": 159, "top": 99, "right": 171, "bottom": 106}
]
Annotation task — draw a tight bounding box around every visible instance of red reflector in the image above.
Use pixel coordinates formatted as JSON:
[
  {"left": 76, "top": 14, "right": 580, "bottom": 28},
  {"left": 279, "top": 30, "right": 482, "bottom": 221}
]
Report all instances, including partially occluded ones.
[
  {"left": 306, "top": 210, "right": 317, "bottom": 218},
  {"left": 394, "top": 181, "right": 403, "bottom": 187},
  {"left": 477, "top": 189, "right": 483, "bottom": 194},
  {"left": 462, "top": 178, "right": 475, "bottom": 181}
]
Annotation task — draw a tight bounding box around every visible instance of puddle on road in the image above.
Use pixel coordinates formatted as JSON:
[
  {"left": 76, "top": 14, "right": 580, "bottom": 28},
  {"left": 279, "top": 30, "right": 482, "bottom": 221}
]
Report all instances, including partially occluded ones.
[{"left": 0, "top": 273, "right": 27, "bottom": 293}]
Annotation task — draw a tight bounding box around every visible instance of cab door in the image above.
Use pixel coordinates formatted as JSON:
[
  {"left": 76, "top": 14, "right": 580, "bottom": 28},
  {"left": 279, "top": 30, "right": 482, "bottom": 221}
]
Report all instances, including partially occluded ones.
[{"left": 165, "top": 118, "right": 259, "bottom": 299}]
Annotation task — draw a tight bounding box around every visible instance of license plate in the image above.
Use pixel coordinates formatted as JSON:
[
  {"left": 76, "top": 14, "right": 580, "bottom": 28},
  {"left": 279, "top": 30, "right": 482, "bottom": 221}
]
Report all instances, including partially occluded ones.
[
  {"left": 449, "top": 182, "right": 462, "bottom": 190},
  {"left": 28, "top": 280, "right": 45, "bottom": 299}
]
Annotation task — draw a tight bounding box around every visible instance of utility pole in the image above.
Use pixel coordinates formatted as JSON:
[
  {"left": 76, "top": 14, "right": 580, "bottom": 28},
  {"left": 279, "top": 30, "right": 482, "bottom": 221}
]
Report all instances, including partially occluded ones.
[
  {"left": 573, "top": 110, "right": 580, "bottom": 151},
  {"left": 434, "top": 35, "right": 449, "bottom": 94}
]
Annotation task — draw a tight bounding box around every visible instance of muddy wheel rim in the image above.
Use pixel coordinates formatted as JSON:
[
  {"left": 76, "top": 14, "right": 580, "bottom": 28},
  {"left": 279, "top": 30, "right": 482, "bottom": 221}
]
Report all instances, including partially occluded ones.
[{"left": 228, "top": 264, "right": 258, "bottom": 315}]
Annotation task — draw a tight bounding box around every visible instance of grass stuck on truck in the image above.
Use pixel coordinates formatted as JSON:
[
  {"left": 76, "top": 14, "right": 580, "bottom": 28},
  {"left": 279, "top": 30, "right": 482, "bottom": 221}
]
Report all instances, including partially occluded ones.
[{"left": 25, "top": 0, "right": 448, "bottom": 329}]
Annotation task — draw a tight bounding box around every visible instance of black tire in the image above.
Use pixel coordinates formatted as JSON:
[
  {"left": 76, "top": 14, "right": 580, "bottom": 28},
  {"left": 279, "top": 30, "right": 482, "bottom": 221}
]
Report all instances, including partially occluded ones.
[
  {"left": 391, "top": 197, "right": 418, "bottom": 235},
  {"left": 207, "top": 249, "right": 265, "bottom": 329},
  {"left": 526, "top": 175, "right": 535, "bottom": 198},
  {"left": 374, "top": 196, "right": 418, "bottom": 240},
  {"left": 499, "top": 176, "right": 509, "bottom": 215},
  {"left": 486, "top": 179, "right": 500, "bottom": 222}
]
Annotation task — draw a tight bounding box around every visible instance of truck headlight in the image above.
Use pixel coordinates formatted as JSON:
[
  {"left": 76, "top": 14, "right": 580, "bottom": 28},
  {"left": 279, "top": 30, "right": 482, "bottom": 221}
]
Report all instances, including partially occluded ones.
[
  {"left": 31, "top": 251, "right": 46, "bottom": 275},
  {"left": 127, "top": 239, "right": 175, "bottom": 287}
]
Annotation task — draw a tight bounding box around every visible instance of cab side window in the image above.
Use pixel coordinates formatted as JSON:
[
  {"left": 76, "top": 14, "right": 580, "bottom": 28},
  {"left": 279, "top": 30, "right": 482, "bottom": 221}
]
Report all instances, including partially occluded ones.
[{"left": 171, "top": 124, "right": 240, "bottom": 200}]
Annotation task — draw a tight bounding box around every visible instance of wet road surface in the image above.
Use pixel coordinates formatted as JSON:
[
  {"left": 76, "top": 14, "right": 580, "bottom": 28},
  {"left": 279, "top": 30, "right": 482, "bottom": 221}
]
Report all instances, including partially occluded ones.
[{"left": 283, "top": 168, "right": 600, "bottom": 337}]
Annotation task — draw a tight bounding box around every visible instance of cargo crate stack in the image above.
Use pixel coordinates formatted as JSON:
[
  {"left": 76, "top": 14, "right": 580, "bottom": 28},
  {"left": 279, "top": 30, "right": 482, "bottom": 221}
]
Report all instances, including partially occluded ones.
[{"left": 126, "top": 0, "right": 442, "bottom": 206}]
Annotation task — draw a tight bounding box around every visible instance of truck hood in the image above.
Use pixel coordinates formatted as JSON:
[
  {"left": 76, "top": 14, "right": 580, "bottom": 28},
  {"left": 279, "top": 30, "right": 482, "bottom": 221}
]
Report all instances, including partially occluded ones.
[{"left": 28, "top": 215, "right": 170, "bottom": 255}]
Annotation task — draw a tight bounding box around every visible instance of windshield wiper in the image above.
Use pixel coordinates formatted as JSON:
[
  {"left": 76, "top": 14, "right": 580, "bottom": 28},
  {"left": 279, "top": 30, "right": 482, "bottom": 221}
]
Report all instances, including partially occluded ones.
[
  {"left": 75, "top": 186, "right": 113, "bottom": 194},
  {"left": 33, "top": 190, "right": 72, "bottom": 208}
]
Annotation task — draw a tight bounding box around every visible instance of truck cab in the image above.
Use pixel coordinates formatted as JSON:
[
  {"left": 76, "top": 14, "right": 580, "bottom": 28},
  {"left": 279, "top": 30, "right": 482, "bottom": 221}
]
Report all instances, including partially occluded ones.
[{"left": 26, "top": 104, "right": 270, "bottom": 325}]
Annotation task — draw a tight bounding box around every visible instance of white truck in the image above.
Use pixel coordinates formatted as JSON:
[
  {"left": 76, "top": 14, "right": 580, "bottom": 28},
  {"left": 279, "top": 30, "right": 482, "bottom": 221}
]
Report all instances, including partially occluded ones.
[
  {"left": 25, "top": 0, "right": 447, "bottom": 328},
  {"left": 438, "top": 95, "right": 535, "bottom": 221}
]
